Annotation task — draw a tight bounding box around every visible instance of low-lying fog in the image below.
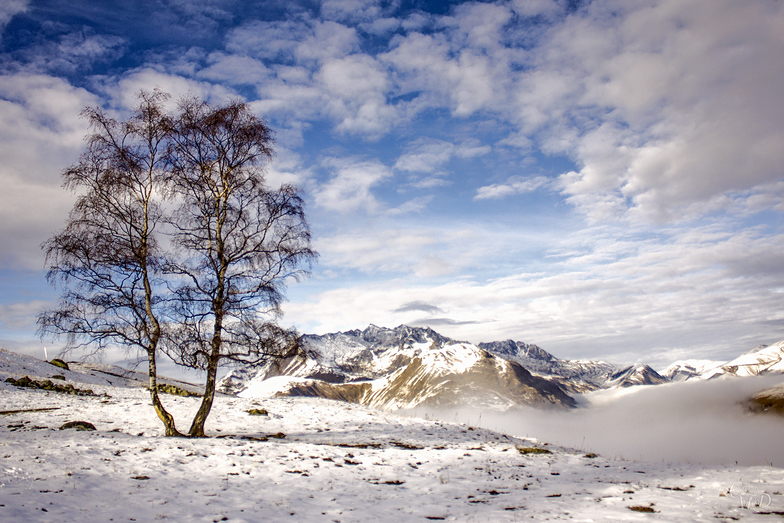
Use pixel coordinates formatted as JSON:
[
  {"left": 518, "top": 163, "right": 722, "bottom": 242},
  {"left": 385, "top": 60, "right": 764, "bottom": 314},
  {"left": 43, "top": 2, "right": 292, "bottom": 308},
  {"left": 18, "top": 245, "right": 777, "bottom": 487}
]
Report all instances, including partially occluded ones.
[{"left": 405, "top": 376, "right": 784, "bottom": 467}]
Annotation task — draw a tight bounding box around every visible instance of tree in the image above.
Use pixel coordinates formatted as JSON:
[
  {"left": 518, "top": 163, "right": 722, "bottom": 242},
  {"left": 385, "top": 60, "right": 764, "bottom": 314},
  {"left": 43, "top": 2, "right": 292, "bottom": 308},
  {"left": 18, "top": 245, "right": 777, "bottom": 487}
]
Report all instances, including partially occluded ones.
[
  {"left": 161, "top": 98, "right": 316, "bottom": 437},
  {"left": 40, "top": 92, "right": 315, "bottom": 438},
  {"left": 38, "top": 90, "right": 183, "bottom": 436}
]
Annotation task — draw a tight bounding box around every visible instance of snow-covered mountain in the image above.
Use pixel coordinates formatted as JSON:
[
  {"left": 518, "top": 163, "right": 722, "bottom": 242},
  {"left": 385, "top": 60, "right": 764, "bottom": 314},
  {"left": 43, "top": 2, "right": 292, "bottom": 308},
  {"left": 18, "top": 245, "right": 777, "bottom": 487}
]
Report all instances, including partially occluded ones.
[
  {"left": 661, "top": 342, "right": 784, "bottom": 382},
  {"left": 220, "top": 325, "right": 575, "bottom": 410},
  {"left": 604, "top": 364, "right": 668, "bottom": 388},
  {"left": 477, "top": 339, "right": 619, "bottom": 393},
  {"left": 218, "top": 325, "right": 784, "bottom": 411},
  {"left": 661, "top": 359, "right": 723, "bottom": 381},
  {"left": 700, "top": 341, "right": 784, "bottom": 379}
]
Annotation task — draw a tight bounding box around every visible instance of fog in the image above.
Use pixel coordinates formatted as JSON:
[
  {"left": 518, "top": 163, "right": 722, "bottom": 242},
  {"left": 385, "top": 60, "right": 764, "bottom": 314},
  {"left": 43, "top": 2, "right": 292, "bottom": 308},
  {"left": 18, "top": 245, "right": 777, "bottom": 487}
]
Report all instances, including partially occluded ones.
[{"left": 405, "top": 376, "right": 784, "bottom": 467}]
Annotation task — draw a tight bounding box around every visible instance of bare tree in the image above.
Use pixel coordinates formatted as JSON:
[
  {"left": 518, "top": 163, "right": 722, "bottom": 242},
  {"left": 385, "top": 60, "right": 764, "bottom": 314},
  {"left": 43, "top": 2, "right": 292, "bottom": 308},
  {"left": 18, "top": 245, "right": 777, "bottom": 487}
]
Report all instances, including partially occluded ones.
[
  {"left": 40, "top": 93, "right": 314, "bottom": 438},
  {"left": 161, "top": 98, "right": 317, "bottom": 437},
  {"left": 38, "top": 90, "right": 183, "bottom": 436}
]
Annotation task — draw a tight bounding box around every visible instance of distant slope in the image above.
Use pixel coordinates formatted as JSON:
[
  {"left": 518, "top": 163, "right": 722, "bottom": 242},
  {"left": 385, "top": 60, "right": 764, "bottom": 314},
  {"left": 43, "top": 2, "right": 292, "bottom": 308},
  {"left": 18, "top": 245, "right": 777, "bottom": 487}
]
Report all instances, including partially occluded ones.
[{"left": 0, "top": 348, "right": 202, "bottom": 393}]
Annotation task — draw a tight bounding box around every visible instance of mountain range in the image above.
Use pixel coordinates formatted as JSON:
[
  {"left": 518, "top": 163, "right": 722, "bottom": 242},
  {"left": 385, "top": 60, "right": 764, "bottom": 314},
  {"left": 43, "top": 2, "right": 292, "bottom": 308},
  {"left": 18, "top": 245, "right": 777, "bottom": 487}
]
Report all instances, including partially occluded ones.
[{"left": 218, "top": 325, "right": 784, "bottom": 411}]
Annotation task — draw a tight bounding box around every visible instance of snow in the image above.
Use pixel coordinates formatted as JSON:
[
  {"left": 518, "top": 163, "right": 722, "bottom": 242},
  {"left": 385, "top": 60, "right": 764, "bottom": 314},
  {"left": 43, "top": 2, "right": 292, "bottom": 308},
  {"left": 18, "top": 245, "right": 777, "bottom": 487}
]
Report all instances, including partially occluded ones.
[
  {"left": 237, "top": 376, "right": 314, "bottom": 398},
  {"left": 418, "top": 343, "right": 482, "bottom": 375},
  {"left": 704, "top": 341, "right": 784, "bottom": 379},
  {"left": 3, "top": 349, "right": 784, "bottom": 521},
  {"left": 662, "top": 360, "right": 724, "bottom": 380}
]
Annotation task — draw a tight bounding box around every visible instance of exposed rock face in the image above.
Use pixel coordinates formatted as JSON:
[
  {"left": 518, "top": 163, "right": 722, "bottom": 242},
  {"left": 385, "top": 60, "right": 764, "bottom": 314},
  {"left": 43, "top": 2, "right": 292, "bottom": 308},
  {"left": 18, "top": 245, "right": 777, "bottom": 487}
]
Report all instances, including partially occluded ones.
[{"left": 284, "top": 380, "right": 373, "bottom": 404}]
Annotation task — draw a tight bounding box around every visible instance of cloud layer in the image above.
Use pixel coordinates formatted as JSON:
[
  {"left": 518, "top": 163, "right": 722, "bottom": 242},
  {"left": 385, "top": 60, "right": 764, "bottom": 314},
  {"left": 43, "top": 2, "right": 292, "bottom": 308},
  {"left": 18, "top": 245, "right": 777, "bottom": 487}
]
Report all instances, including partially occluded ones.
[{"left": 408, "top": 376, "right": 784, "bottom": 467}]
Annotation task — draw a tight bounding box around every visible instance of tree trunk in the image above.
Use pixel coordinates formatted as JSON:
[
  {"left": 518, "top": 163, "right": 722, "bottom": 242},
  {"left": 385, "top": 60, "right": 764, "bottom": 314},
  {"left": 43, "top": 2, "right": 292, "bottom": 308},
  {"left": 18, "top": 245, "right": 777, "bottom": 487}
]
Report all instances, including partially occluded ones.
[
  {"left": 147, "top": 350, "right": 183, "bottom": 437},
  {"left": 188, "top": 356, "right": 218, "bottom": 437}
]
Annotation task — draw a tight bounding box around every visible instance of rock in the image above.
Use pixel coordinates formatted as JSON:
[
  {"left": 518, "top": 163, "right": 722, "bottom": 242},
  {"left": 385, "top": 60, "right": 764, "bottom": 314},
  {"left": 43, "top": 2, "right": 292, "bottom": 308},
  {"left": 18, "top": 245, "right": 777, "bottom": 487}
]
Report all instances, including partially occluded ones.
[
  {"left": 154, "top": 383, "right": 199, "bottom": 397},
  {"left": 59, "top": 421, "right": 96, "bottom": 431},
  {"left": 49, "top": 359, "right": 70, "bottom": 371},
  {"left": 246, "top": 408, "right": 268, "bottom": 416},
  {"left": 6, "top": 375, "right": 95, "bottom": 396},
  {"left": 747, "top": 382, "right": 784, "bottom": 414}
]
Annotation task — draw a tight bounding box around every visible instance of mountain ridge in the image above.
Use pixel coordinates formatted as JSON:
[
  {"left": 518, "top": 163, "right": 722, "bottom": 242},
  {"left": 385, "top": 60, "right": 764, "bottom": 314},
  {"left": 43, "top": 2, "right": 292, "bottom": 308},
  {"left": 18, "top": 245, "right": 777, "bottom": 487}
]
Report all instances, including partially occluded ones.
[{"left": 218, "top": 325, "right": 784, "bottom": 410}]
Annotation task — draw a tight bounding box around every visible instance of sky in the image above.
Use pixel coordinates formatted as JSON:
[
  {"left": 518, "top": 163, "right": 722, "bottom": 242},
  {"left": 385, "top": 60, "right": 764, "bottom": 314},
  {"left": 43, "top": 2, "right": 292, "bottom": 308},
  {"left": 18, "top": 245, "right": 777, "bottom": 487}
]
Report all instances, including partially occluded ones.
[{"left": 0, "top": 0, "right": 783, "bottom": 370}]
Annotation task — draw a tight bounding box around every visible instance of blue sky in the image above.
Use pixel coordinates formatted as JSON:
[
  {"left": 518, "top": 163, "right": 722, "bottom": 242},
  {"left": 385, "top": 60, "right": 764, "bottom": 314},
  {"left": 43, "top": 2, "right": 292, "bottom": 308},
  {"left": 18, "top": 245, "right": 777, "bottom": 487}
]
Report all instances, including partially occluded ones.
[{"left": 1, "top": 0, "right": 783, "bottom": 370}]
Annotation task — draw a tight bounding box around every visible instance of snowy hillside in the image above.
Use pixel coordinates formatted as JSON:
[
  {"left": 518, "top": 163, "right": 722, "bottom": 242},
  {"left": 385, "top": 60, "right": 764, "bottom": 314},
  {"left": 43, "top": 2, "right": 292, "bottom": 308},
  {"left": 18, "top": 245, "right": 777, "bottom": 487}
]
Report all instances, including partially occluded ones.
[{"left": 2, "top": 348, "right": 784, "bottom": 521}]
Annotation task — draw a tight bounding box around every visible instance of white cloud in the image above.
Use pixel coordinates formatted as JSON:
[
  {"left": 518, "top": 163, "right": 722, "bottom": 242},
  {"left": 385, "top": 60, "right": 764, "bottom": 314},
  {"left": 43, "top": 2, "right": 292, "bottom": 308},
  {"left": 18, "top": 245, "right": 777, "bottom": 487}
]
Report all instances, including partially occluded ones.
[
  {"left": 109, "top": 68, "right": 238, "bottom": 111},
  {"left": 225, "top": 20, "right": 308, "bottom": 60},
  {"left": 295, "top": 21, "right": 361, "bottom": 63},
  {"left": 198, "top": 53, "right": 270, "bottom": 85},
  {"left": 394, "top": 138, "right": 490, "bottom": 188},
  {"left": 386, "top": 195, "right": 434, "bottom": 216},
  {"left": 225, "top": 20, "right": 398, "bottom": 138},
  {"left": 0, "top": 74, "right": 98, "bottom": 267},
  {"left": 0, "top": 300, "right": 50, "bottom": 332},
  {"left": 519, "top": 0, "right": 784, "bottom": 221},
  {"left": 315, "top": 228, "right": 442, "bottom": 275},
  {"left": 447, "top": 2, "right": 514, "bottom": 52},
  {"left": 0, "top": 0, "right": 28, "bottom": 34},
  {"left": 264, "top": 146, "right": 313, "bottom": 188},
  {"left": 510, "top": 0, "right": 565, "bottom": 19},
  {"left": 401, "top": 13, "right": 431, "bottom": 31},
  {"left": 394, "top": 138, "right": 455, "bottom": 173},
  {"left": 454, "top": 139, "right": 491, "bottom": 159},
  {"left": 381, "top": 32, "right": 508, "bottom": 117},
  {"left": 315, "top": 157, "right": 392, "bottom": 213},
  {"left": 9, "top": 28, "right": 126, "bottom": 75},
  {"left": 316, "top": 54, "right": 397, "bottom": 136},
  {"left": 360, "top": 17, "right": 401, "bottom": 36},
  {"left": 320, "top": 0, "right": 398, "bottom": 23},
  {"left": 226, "top": 19, "right": 360, "bottom": 64},
  {"left": 474, "top": 175, "right": 552, "bottom": 200}
]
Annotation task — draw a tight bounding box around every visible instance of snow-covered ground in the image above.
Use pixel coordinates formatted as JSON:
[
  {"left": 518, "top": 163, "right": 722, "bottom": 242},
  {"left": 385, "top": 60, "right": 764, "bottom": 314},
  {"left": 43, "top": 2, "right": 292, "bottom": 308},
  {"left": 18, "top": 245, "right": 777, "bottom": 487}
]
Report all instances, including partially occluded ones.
[{"left": 2, "top": 349, "right": 784, "bottom": 521}]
